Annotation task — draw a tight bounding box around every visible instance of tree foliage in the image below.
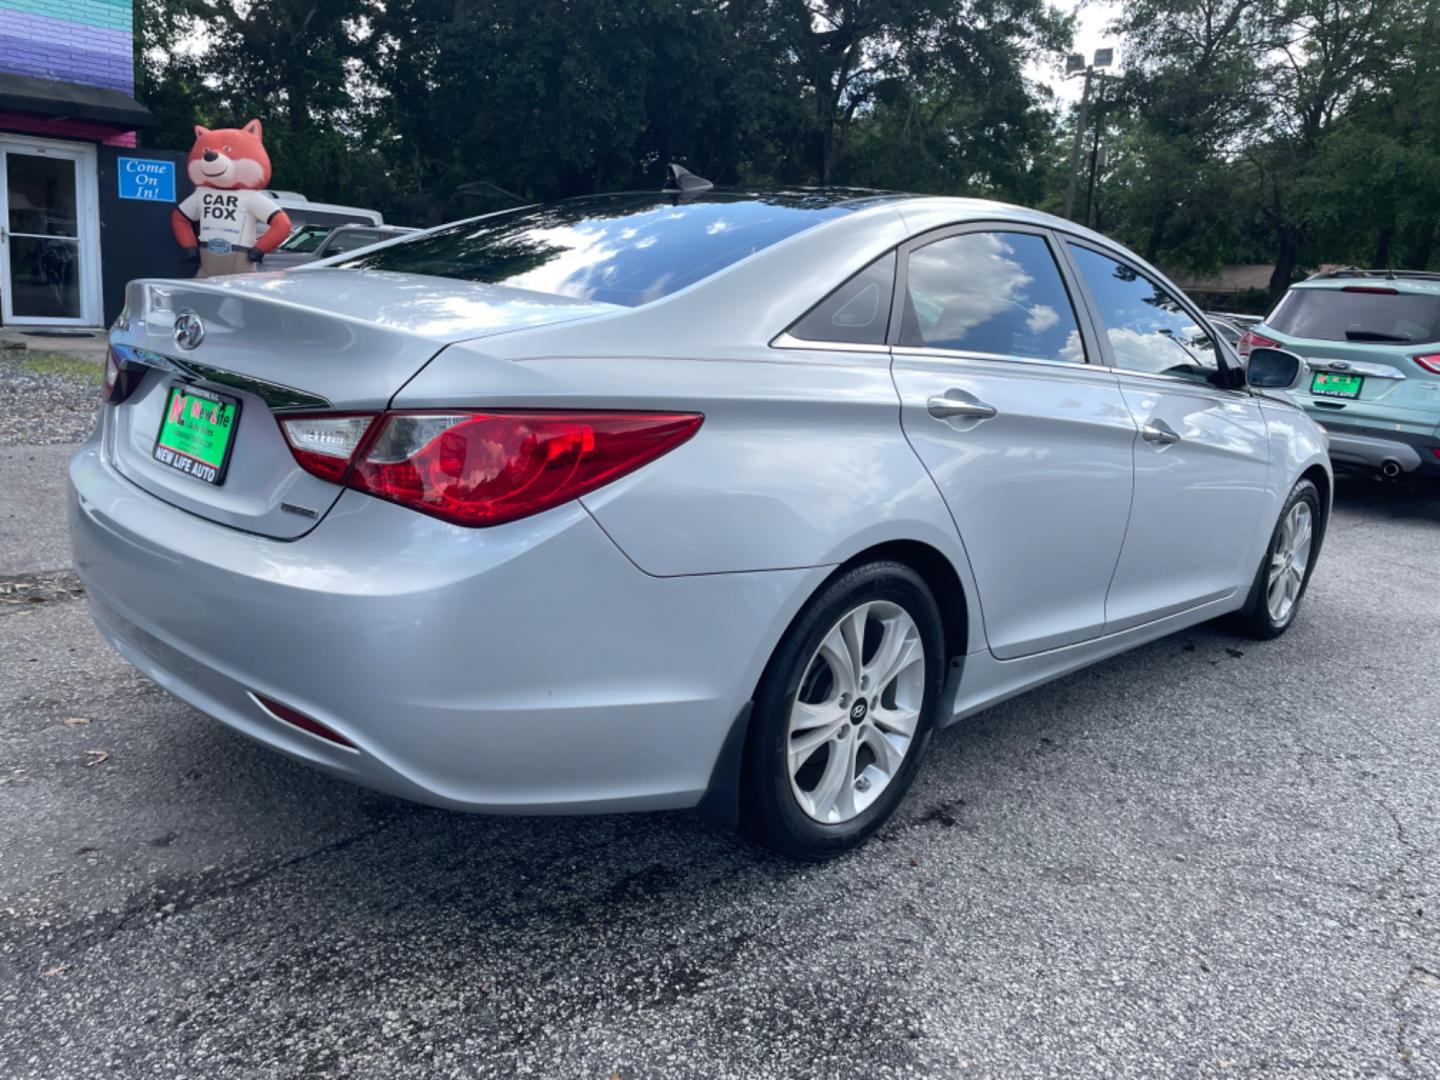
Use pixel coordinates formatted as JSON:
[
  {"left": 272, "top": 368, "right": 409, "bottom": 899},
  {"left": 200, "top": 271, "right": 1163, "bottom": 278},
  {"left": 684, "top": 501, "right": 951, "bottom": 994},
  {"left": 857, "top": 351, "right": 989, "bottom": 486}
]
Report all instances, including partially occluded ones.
[{"left": 134, "top": 0, "right": 1440, "bottom": 299}]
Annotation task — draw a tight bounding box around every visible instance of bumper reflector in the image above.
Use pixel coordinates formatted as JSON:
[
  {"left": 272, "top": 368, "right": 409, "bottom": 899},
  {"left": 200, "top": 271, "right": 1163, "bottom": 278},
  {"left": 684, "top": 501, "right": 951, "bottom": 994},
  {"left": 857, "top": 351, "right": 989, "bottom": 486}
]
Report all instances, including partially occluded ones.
[{"left": 250, "top": 692, "right": 358, "bottom": 750}]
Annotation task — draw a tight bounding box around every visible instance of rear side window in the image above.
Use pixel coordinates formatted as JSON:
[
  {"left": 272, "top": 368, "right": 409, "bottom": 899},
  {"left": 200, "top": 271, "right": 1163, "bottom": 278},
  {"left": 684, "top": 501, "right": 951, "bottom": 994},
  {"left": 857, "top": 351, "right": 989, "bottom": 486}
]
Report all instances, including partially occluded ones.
[
  {"left": 900, "top": 231, "right": 1086, "bottom": 363},
  {"left": 1068, "top": 244, "right": 1220, "bottom": 384},
  {"left": 1268, "top": 287, "right": 1440, "bottom": 345},
  {"left": 788, "top": 253, "right": 895, "bottom": 345}
]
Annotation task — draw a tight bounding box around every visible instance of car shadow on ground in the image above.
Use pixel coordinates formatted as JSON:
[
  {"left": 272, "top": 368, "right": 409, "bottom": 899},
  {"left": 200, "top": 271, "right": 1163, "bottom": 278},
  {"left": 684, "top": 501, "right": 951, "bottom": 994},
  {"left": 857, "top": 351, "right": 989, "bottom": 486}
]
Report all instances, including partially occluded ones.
[{"left": 1331, "top": 473, "right": 1440, "bottom": 522}]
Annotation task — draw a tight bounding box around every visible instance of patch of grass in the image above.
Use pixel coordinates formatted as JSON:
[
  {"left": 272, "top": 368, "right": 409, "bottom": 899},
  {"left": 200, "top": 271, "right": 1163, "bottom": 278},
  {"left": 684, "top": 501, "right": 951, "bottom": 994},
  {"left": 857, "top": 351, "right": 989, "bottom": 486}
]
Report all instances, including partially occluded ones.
[{"left": 17, "top": 351, "right": 102, "bottom": 385}]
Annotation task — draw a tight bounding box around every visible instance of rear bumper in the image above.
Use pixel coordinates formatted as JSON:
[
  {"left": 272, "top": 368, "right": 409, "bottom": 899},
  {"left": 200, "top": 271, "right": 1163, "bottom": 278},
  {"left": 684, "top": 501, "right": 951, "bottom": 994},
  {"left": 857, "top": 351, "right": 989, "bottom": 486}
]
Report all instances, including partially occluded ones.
[
  {"left": 1313, "top": 420, "right": 1440, "bottom": 477},
  {"left": 68, "top": 440, "right": 821, "bottom": 814}
]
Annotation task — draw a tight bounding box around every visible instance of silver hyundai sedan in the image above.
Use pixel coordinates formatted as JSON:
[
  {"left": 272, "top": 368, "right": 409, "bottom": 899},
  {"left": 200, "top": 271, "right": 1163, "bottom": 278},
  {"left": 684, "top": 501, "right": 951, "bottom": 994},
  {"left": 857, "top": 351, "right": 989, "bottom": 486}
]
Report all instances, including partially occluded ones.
[{"left": 71, "top": 189, "right": 1330, "bottom": 859}]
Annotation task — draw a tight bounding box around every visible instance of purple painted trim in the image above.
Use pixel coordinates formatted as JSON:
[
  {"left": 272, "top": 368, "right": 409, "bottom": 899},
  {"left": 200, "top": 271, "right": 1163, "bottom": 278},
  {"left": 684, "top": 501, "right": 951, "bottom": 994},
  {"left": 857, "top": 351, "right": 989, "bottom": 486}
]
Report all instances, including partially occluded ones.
[
  {"left": 0, "top": 8, "right": 132, "bottom": 53},
  {"left": 0, "top": 33, "right": 132, "bottom": 94},
  {"left": 0, "top": 109, "right": 135, "bottom": 146}
]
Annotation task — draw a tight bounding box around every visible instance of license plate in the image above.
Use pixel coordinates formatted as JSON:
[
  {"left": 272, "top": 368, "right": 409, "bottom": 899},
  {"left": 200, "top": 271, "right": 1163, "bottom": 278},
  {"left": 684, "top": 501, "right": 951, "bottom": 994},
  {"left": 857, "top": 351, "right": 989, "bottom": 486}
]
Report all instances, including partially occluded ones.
[
  {"left": 152, "top": 384, "right": 241, "bottom": 485},
  {"left": 1311, "top": 371, "right": 1363, "bottom": 399}
]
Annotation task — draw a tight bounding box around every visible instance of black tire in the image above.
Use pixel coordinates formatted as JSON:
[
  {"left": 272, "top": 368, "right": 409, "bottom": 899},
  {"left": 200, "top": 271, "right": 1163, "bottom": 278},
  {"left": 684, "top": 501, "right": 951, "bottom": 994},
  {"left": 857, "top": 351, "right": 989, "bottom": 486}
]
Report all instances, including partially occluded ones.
[
  {"left": 1229, "top": 478, "right": 1323, "bottom": 640},
  {"left": 741, "top": 560, "right": 946, "bottom": 860}
]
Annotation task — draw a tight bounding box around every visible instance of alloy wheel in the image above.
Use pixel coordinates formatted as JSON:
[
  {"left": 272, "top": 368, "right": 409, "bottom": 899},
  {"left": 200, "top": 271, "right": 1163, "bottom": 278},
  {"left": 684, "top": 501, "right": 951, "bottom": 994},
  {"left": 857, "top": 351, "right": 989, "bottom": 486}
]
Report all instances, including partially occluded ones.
[
  {"left": 787, "top": 600, "right": 927, "bottom": 824},
  {"left": 1266, "top": 500, "right": 1314, "bottom": 624}
]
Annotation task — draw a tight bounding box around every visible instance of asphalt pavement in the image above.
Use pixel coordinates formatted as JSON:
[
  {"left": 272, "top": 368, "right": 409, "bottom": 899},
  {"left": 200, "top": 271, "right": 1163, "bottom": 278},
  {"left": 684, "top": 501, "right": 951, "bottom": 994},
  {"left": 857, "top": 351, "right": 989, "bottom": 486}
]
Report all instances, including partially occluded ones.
[{"left": 1, "top": 435, "right": 1437, "bottom": 1079}]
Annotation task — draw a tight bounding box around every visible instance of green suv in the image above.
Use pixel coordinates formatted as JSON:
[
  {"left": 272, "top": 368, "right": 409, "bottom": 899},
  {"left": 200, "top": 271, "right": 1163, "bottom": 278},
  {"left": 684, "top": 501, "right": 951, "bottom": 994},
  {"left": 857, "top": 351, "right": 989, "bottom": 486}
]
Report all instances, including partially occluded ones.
[{"left": 1240, "top": 269, "right": 1440, "bottom": 478}]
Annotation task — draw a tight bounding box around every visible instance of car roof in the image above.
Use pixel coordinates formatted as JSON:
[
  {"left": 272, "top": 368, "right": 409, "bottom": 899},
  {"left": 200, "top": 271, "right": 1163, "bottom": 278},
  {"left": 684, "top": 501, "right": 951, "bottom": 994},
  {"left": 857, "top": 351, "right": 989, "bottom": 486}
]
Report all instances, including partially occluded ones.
[
  {"left": 561, "top": 190, "right": 1123, "bottom": 252},
  {"left": 1292, "top": 272, "right": 1440, "bottom": 297}
]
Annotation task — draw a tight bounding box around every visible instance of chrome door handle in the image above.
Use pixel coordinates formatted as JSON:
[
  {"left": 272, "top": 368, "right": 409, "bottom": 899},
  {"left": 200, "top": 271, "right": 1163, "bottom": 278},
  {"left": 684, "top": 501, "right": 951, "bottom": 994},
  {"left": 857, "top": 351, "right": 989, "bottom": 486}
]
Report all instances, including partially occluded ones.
[
  {"left": 927, "top": 391, "right": 998, "bottom": 421},
  {"left": 1142, "top": 420, "right": 1181, "bottom": 445}
]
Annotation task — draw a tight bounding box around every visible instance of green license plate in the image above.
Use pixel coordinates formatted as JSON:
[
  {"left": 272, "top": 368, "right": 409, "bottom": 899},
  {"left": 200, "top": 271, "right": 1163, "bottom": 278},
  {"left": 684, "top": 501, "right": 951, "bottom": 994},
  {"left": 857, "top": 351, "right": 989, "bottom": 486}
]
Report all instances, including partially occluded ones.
[
  {"left": 152, "top": 384, "right": 240, "bottom": 485},
  {"left": 1311, "top": 371, "right": 1363, "bottom": 399}
]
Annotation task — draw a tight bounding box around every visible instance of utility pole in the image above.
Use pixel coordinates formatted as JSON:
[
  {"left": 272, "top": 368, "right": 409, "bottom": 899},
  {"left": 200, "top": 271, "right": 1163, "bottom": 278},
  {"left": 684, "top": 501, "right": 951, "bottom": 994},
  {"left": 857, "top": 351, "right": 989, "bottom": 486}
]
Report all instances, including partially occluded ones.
[
  {"left": 1063, "top": 67, "right": 1092, "bottom": 222},
  {"left": 1062, "top": 48, "right": 1113, "bottom": 223},
  {"left": 1085, "top": 82, "right": 1106, "bottom": 228}
]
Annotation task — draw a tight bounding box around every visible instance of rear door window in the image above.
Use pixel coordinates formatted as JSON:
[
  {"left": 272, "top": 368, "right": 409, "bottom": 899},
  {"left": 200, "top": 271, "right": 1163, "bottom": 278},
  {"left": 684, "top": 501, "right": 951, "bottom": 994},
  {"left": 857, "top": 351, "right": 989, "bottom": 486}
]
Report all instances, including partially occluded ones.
[
  {"left": 899, "top": 231, "right": 1086, "bottom": 363},
  {"left": 788, "top": 253, "right": 895, "bottom": 345},
  {"left": 1267, "top": 287, "right": 1440, "bottom": 345}
]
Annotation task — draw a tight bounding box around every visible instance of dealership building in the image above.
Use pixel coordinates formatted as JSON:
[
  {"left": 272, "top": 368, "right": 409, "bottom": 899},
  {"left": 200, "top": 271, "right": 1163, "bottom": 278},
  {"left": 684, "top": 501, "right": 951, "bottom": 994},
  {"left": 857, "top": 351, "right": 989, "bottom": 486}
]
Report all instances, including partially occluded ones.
[{"left": 1, "top": 0, "right": 190, "bottom": 328}]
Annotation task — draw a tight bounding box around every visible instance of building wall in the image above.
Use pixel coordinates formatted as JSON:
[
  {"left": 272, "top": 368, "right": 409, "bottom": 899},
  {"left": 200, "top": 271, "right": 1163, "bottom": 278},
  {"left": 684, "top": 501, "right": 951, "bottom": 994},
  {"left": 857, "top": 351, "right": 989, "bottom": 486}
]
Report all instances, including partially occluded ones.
[{"left": 0, "top": 0, "right": 135, "bottom": 146}]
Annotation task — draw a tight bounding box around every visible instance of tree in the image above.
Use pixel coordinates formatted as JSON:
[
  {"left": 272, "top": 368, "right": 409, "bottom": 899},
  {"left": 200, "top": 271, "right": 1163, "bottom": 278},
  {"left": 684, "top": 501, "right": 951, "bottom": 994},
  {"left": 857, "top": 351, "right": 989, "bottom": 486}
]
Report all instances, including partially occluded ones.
[
  {"left": 1107, "top": 0, "right": 1273, "bottom": 269},
  {"left": 1247, "top": 0, "right": 1411, "bottom": 297}
]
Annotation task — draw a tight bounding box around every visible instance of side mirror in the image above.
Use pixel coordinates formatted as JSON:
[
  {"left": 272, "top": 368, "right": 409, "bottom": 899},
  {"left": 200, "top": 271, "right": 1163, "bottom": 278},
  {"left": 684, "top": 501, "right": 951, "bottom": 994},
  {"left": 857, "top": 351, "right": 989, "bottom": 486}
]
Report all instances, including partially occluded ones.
[{"left": 1247, "top": 346, "right": 1307, "bottom": 391}]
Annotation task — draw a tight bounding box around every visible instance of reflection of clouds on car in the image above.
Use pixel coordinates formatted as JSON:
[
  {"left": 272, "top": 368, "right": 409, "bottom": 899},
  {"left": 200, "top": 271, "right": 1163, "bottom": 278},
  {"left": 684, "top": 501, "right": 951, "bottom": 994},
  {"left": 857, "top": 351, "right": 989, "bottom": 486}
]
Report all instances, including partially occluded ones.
[
  {"left": 1058, "top": 329, "right": 1085, "bottom": 364},
  {"left": 903, "top": 231, "right": 1085, "bottom": 362},
  {"left": 908, "top": 233, "right": 1034, "bottom": 341},
  {"left": 1026, "top": 304, "right": 1060, "bottom": 334},
  {"left": 1068, "top": 245, "right": 1221, "bottom": 384}
]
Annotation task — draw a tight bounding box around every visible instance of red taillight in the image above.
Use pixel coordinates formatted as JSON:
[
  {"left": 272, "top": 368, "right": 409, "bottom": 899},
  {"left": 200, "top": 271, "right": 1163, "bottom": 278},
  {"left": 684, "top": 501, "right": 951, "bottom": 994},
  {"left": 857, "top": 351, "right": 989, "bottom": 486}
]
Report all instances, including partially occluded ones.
[
  {"left": 1414, "top": 353, "right": 1440, "bottom": 375},
  {"left": 102, "top": 347, "right": 140, "bottom": 404},
  {"left": 1237, "top": 330, "right": 1278, "bottom": 359},
  {"left": 251, "top": 693, "right": 357, "bottom": 749},
  {"left": 279, "top": 413, "right": 378, "bottom": 482},
  {"left": 279, "top": 409, "right": 703, "bottom": 527}
]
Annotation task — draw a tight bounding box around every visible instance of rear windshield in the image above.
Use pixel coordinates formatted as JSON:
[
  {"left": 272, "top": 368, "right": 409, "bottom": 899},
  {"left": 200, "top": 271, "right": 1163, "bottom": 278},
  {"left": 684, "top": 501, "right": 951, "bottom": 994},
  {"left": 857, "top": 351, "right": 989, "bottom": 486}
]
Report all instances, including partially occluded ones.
[
  {"left": 335, "top": 193, "right": 865, "bottom": 307},
  {"left": 1268, "top": 287, "right": 1440, "bottom": 345}
]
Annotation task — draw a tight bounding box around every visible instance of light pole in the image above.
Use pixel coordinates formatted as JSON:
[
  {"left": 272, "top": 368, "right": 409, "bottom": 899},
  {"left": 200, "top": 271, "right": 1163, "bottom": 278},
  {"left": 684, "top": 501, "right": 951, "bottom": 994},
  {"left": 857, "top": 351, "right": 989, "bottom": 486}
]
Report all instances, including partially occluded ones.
[{"left": 1063, "top": 47, "right": 1113, "bottom": 223}]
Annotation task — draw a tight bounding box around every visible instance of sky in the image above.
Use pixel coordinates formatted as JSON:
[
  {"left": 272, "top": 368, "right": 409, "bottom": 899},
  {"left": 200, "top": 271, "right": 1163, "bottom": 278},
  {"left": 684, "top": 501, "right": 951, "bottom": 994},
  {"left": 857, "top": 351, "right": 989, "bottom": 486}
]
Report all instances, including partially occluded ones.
[{"left": 1031, "top": 1, "right": 1124, "bottom": 104}]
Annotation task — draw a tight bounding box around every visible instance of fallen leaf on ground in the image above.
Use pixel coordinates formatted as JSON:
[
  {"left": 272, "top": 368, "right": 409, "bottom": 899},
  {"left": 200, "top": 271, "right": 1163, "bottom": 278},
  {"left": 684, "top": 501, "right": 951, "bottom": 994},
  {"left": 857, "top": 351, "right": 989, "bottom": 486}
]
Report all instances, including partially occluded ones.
[
  {"left": 62, "top": 717, "right": 91, "bottom": 727},
  {"left": 84, "top": 750, "right": 110, "bottom": 767},
  {"left": 42, "top": 963, "right": 73, "bottom": 977}
]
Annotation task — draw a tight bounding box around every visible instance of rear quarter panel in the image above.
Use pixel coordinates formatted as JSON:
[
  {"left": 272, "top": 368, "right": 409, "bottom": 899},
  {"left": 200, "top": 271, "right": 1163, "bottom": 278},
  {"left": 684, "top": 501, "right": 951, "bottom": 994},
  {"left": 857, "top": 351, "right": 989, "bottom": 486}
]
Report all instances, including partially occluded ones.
[
  {"left": 394, "top": 205, "right": 984, "bottom": 634},
  {"left": 396, "top": 344, "right": 977, "bottom": 583}
]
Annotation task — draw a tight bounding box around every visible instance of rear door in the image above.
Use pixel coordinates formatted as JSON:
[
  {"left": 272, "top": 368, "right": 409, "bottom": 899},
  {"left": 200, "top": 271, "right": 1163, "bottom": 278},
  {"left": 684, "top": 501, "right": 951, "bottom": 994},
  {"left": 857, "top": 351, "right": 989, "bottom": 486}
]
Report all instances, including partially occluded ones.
[
  {"left": 1063, "top": 241, "right": 1271, "bottom": 630},
  {"left": 889, "top": 224, "right": 1137, "bottom": 659}
]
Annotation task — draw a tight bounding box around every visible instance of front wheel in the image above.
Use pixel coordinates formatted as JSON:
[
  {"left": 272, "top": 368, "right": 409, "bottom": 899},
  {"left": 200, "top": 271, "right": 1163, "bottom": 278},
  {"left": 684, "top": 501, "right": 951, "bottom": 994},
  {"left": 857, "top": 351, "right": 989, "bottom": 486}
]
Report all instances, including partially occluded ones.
[
  {"left": 741, "top": 561, "right": 946, "bottom": 860},
  {"left": 1230, "top": 478, "right": 1322, "bottom": 640}
]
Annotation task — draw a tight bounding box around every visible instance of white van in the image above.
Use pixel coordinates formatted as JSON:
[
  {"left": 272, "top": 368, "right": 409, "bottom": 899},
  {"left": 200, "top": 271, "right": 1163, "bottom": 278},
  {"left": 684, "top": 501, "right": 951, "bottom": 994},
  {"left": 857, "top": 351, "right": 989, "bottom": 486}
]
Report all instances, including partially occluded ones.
[{"left": 265, "top": 191, "right": 383, "bottom": 230}]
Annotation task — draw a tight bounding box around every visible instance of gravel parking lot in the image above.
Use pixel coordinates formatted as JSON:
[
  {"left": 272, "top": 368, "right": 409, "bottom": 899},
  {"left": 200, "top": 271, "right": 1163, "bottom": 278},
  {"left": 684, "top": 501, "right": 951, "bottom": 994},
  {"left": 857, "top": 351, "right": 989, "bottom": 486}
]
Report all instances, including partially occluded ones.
[{"left": 1, "top": 372, "right": 1437, "bottom": 1077}]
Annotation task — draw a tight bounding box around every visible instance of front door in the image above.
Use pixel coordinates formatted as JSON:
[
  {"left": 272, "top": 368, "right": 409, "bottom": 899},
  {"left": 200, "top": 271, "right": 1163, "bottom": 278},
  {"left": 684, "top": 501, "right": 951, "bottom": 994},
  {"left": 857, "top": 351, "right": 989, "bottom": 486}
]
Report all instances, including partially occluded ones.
[
  {"left": 1063, "top": 242, "right": 1272, "bottom": 631},
  {"left": 890, "top": 225, "right": 1138, "bottom": 660},
  {"left": 0, "top": 141, "right": 97, "bottom": 326}
]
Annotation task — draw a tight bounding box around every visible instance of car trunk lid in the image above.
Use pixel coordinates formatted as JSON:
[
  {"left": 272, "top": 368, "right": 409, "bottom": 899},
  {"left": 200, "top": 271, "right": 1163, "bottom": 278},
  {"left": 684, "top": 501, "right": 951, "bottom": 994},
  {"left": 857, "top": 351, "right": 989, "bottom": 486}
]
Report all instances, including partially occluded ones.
[{"left": 105, "top": 270, "right": 617, "bottom": 539}]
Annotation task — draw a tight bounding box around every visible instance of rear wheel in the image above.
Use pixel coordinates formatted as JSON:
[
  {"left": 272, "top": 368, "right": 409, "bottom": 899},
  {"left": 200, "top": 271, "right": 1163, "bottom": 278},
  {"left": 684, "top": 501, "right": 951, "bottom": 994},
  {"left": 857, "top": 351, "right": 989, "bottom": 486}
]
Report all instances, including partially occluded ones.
[
  {"left": 741, "top": 561, "right": 945, "bottom": 860},
  {"left": 1231, "top": 478, "right": 1322, "bottom": 640}
]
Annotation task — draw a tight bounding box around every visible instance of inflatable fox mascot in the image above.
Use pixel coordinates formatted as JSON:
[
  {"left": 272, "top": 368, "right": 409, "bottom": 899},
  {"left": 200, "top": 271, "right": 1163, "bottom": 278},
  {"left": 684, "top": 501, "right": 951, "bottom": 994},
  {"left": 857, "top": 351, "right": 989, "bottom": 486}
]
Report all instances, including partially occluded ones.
[{"left": 171, "top": 120, "right": 292, "bottom": 278}]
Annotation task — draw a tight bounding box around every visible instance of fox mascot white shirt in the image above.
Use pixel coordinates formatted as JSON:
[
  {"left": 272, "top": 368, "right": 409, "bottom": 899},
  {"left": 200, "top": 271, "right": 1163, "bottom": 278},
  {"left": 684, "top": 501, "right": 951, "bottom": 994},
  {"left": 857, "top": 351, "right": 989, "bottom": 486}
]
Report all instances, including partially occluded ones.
[{"left": 171, "top": 120, "right": 292, "bottom": 278}]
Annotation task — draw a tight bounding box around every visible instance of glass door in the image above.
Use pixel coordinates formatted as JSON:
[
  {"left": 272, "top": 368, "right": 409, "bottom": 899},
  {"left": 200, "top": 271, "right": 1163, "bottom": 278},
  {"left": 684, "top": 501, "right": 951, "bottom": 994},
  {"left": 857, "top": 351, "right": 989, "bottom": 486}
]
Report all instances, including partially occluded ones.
[{"left": 0, "top": 144, "right": 93, "bottom": 326}]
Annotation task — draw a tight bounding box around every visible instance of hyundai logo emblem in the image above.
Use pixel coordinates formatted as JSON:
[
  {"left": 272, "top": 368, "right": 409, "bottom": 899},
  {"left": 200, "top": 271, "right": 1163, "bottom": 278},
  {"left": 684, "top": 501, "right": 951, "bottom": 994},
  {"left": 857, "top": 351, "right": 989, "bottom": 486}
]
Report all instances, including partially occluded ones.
[
  {"left": 1330, "top": 360, "right": 1349, "bottom": 370},
  {"left": 850, "top": 699, "right": 868, "bottom": 722},
  {"left": 174, "top": 311, "right": 205, "bottom": 351}
]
